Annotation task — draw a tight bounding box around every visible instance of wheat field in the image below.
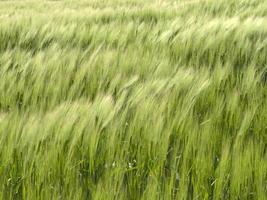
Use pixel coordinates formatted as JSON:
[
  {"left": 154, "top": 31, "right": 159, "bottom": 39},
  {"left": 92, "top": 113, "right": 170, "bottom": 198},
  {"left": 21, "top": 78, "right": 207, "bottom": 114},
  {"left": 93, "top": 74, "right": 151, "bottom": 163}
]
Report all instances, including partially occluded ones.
[{"left": 0, "top": 0, "right": 267, "bottom": 199}]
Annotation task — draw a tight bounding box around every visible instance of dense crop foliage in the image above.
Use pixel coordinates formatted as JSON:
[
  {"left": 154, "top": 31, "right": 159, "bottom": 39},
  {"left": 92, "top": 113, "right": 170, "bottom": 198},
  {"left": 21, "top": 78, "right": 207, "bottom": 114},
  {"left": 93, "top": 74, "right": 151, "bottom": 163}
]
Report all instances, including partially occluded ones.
[{"left": 0, "top": 0, "right": 267, "bottom": 199}]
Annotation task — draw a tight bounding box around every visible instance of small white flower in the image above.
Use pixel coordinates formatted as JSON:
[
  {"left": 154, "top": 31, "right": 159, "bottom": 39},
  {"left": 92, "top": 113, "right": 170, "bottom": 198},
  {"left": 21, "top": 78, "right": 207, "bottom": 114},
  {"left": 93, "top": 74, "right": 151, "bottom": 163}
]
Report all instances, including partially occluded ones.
[{"left": 128, "top": 162, "right": 133, "bottom": 168}]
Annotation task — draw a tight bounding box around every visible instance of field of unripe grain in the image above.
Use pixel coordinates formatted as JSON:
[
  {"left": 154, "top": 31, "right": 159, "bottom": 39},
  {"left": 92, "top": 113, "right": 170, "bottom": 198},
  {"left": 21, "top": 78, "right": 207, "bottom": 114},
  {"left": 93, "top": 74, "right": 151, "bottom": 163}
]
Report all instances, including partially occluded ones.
[{"left": 0, "top": 0, "right": 267, "bottom": 199}]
